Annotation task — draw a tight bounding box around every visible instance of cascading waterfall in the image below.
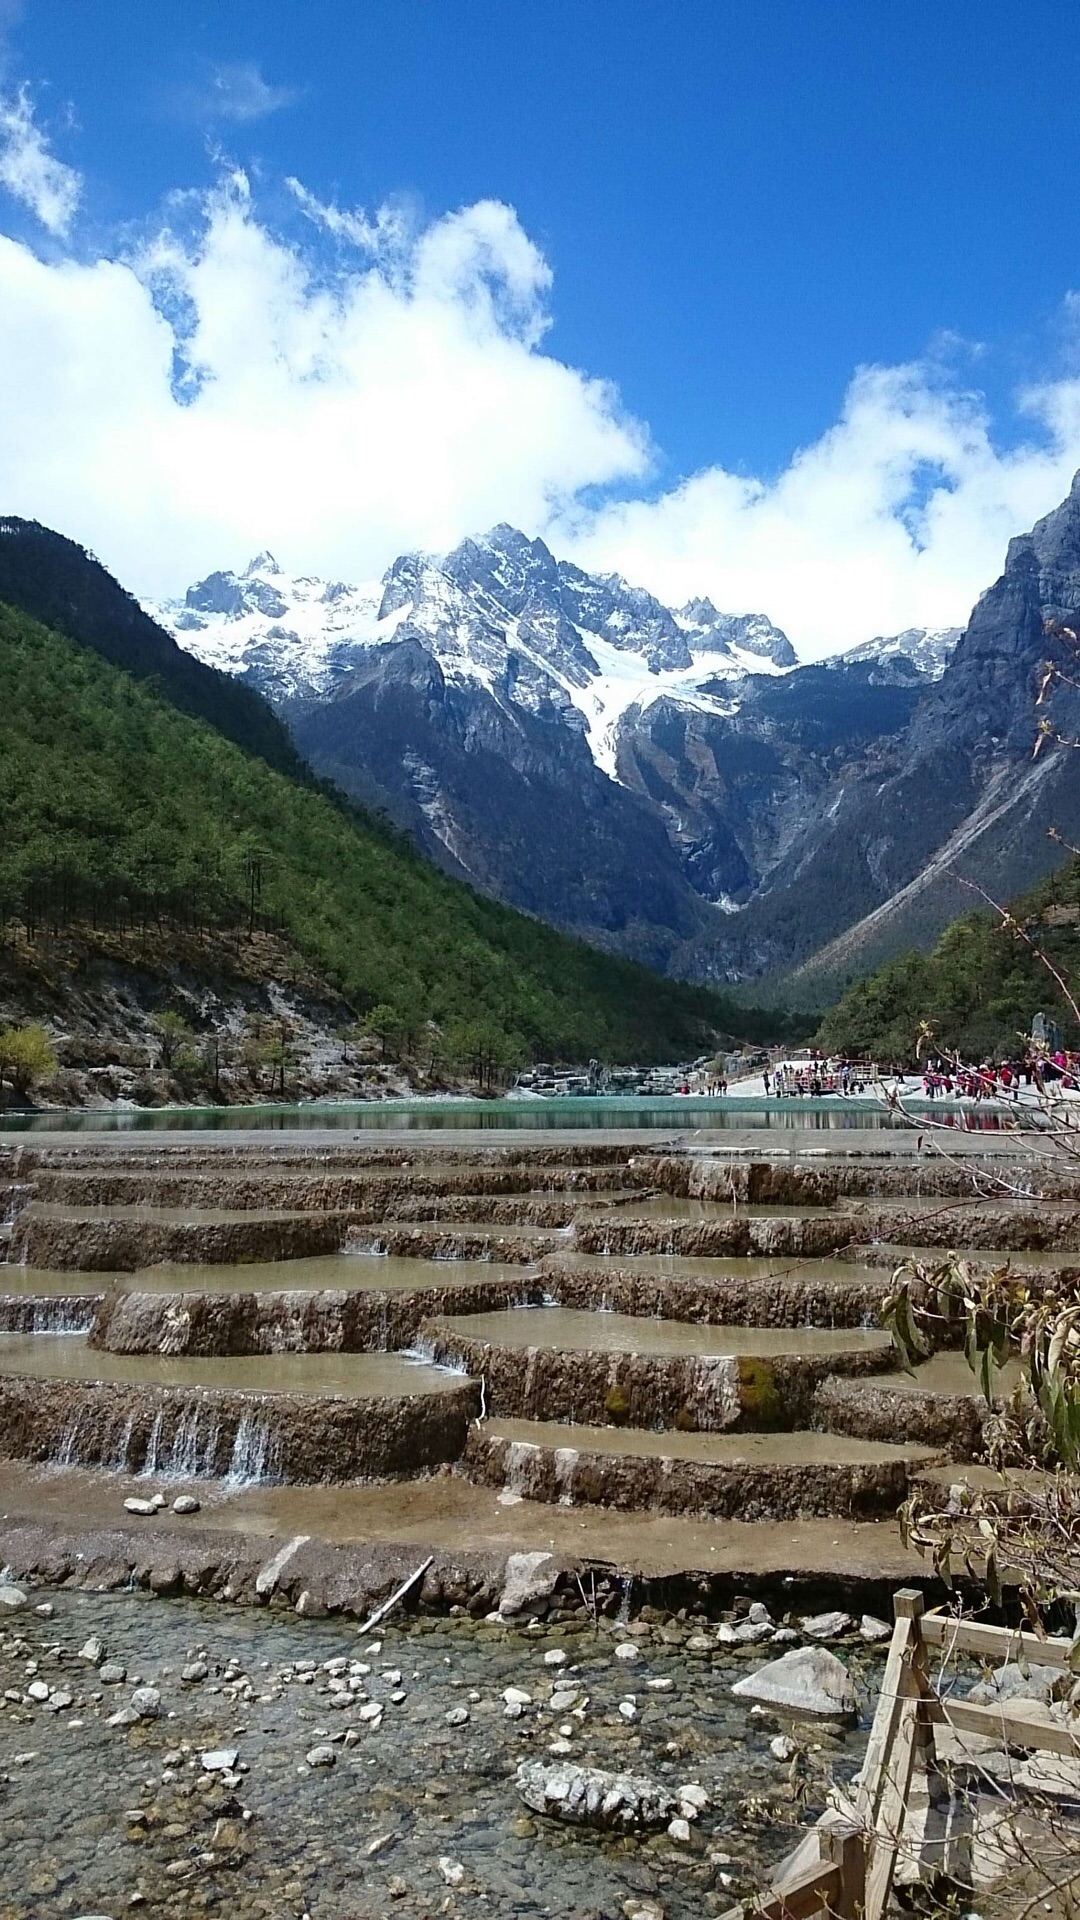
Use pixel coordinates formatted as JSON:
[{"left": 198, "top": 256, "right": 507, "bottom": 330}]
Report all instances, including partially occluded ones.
[
  {"left": 110, "top": 1412, "right": 136, "bottom": 1470},
  {"left": 497, "top": 1438, "right": 539, "bottom": 1504},
  {"left": 140, "top": 1408, "right": 166, "bottom": 1477},
  {"left": 344, "top": 1230, "right": 387, "bottom": 1256},
  {"left": 553, "top": 1445, "right": 579, "bottom": 1506},
  {"left": 53, "top": 1408, "right": 87, "bottom": 1468},
  {"left": 224, "top": 1409, "right": 277, "bottom": 1488}
]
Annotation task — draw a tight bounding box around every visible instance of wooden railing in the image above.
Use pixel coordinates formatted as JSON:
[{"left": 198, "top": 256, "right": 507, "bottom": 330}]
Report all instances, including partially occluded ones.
[{"left": 724, "top": 1587, "right": 1079, "bottom": 1920}]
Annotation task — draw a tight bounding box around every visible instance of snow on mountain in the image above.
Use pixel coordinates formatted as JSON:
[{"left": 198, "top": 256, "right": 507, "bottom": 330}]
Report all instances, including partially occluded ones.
[
  {"left": 150, "top": 527, "right": 796, "bottom": 782},
  {"left": 833, "top": 626, "right": 962, "bottom": 681}
]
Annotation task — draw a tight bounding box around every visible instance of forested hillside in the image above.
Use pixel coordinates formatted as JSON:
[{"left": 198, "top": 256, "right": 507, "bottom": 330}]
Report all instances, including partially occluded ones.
[
  {"left": 0, "top": 599, "right": 782, "bottom": 1066},
  {"left": 0, "top": 519, "right": 306, "bottom": 782},
  {"left": 816, "top": 862, "right": 1080, "bottom": 1062}
]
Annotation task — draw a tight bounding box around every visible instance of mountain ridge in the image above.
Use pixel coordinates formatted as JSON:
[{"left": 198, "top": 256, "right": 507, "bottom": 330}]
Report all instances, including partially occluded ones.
[{"left": 150, "top": 526, "right": 960, "bottom": 978}]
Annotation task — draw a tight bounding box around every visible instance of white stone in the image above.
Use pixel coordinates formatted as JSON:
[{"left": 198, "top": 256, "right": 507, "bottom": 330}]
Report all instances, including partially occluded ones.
[
  {"left": 646, "top": 1676, "right": 674, "bottom": 1691},
  {"left": 99, "top": 1662, "right": 126, "bottom": 1685},
  {"left": 859, "top": 1615, "right": 892, "bottom": 1642},
  {"left": 677, "top": 1783, "right": 709, "bottom": 1811},
  {"left": 26, "top": 1680, "right": 49, "bottom": 1702},
  {"left": 618, "top": 1701, "right": 638, "bottom": 1721},
  {"left": 295, "top": 1590, "right": 326, "bottom": 1618},
  {"left": 79, "top": 1636, "right": 105, "bottom": 1665},
  {"left": 123, "top": 1498, "right": 157, "bottom": 1517},
  {"left": 445, "top": 1705, "right": 469, "bottom": 1727},
  {"left": 0, "top": 1584, "right": 30, "bottom": 1612},
  {"left": 800, "top": 1610, "right": 853, "bottom": 1641},
  {"left": 543, "top": 1648, "right": 567, "bottom": 1667},
  {"left": 731, "top": 1646, "right": 858, "bottom": 1720},
  {"left": 503, "top": 1686, "right": 532, "bottom": 1706},
  {"left": 305, "top": 1744, "right": 336, "bottom": 1768},
  {"left": 172, "top": 1495, "right": 200, "bottom": 1515},
  {"left": 685, "top": 1633, "right": 714, "bottom": 1652},
  {"left": 549, "top": 1688, "right": 580, "bottom": 1712},
  {"left": 968, "top": 1662, "right": 1062, "bottom": 1706},
  {"left": 614, "top": 1643, "right": 640, "bottom": 1663},
  {"left": 499, "top": 1550, "right": 559, "bottom": 1617},
  {"left": 107, "top": 1706, "right": 140, "bottom": 1728},
  {"left": 732, "top": 1620, "right": 773, "bottom": 1644},
  {"left": 437, "top": 1857, "right": 465, "bottom": 1887},
  {"left": 131, "top": 1687, "right": 161, "bottom": 1719},
  {"left": 201, "top": 1749, "right": 239, "bottom": 1772},
  {"left": 748, "top": 1602, "right": 773, "bottom": 1626},
  {"left": 358, "top": 1702, "right": 383, "bottom": 1723},
  {"left": 770, "top": 1626, "right": 799, "bottom": 1645},
  {"left": 517, "top": 1758, "right": 680, "bottom": 1832},
  {"left": 148, "top": 1493, "right": 167, "bottom": 1512},
  {"left": 667, "top": 1817, "right": 692, "bottom": 1843},
  {"left": 770, "top": 1734, "right": 798, "bottom": 1761}
]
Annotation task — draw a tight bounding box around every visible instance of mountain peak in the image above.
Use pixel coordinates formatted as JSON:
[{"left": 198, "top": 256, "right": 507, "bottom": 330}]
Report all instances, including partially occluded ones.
[{"left": 244, "top": 551, "right": 282, "bottom": 578}]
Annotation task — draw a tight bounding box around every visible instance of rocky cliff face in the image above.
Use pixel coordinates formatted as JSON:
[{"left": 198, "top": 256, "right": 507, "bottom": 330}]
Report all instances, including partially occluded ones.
[
  {"left": 152, "top": 526, "right": 956, "bottom": 980},
  {"left": 767, "top": 477, "right": 1080, "bottom": 998}
]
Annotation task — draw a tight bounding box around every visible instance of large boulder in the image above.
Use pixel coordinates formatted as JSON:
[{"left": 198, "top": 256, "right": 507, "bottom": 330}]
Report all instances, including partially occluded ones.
[
  {"left": 968, "top": 1662, "right": 1062, "bottom": 1706},
  {"left": 516, "top": 1759, "right": 678, "bottom": 1831},
  {"left": 0, "top": 1584, "right": 29, "bottom": 1613},
  {"left": 732, "top": 1645, "right": 858, "bottom": 1720},
  {"left": 498, "top": 1551, "right": 559, "bottom": 1617}
]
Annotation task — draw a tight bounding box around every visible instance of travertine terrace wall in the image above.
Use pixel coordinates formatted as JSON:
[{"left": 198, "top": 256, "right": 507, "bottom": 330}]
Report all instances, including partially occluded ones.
[
  {"left": 574, "top": 1216, "right": 846, "bottom": 1259},
  {"left": 0, "top": 1372, "right": 480, "bottom": 1481},
  {"left": 419, "top": 1321, "right": 892, "bottom": 1431},
  {"left": 464, "top": 1427, "right": 930, "bottom": 1521},
  {"left": 90, "top": 1277, "right": 532, "bottom": 1356},
  {"left": 635, "top": 1155, "right": 1080, "bottom": 1204},
  {"left": 812, "top": 1375, "right": 987, "bottom": 1458},
  {"left": 10, "top": 1210, "right": 355, "bottom": 1271}
]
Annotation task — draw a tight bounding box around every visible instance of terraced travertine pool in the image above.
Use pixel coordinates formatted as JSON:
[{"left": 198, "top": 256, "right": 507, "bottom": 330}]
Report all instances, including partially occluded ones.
[
  {"left": 0, "top": 1254, "right": 540, "bottom": 1295},
  {"left": 0, "top": 1128, "right": 1061, "bottom": 1556},
  {"left": 0, "top": 1332, "right": 466, "bottom": 1397},
  {"left": 4, "top": 1121, "right": 1058, "bottom": 1919},
  {"left": 420, "top": 1305, "right": 892, "bottom": 1359}
]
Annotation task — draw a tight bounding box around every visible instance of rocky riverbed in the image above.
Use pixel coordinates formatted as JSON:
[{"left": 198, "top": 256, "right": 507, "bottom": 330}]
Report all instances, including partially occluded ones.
[{"left": 0, "top": 1585, "right": 888, "bottom": 1920}]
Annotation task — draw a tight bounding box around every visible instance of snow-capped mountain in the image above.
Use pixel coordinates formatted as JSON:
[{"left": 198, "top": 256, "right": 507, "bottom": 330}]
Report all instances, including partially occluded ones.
[
  {"left": 150, "top": 525, "right": 970, "bottom": 978},
  {"left": 157, "top": 527, "right": 797, "bottom": 782},
  {"left": 833, "top": 625, "right": 962, "bottom": 682}
]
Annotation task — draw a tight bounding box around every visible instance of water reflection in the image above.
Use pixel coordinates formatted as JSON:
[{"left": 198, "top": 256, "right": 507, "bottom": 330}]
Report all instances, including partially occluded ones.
[{"left": 0, "top": 1094, "right": 973, "bottom": 1133}]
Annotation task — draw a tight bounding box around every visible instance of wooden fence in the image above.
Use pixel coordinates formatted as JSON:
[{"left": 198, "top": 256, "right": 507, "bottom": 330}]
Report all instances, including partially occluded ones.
[{"left": 724, "top": 1587, "right": 1078, "bottom": 1920}]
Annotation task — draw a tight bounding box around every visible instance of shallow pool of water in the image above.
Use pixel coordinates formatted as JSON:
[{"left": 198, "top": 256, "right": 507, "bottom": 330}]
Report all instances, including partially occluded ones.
[
  {"left": 544, "top": 1250, "right": 889, "bottom": 1285},
  {"left": 0, "top": 1585, "right": 883, "bottom": 1919},
  {"left": 428, "top": 1307, "right": 893, "bottom": 1360},
  {"left": 480, "top": 1415, "right": 930, "bottom": 1466},
  {"left": 0, "top": 1254, "right": 538, "bottom": 1299},
  {"left": 604, "top": 1197, "right": 843, "bottom": 1221},
  {"left": 0, "top": 1333, "right": 465, "bottom": 1398}
]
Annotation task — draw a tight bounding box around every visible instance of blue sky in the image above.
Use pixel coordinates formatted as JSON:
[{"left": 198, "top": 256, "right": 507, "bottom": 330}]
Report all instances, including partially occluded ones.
[{"left": 2, "top": 0, "right": 1080, "bottom": 653}]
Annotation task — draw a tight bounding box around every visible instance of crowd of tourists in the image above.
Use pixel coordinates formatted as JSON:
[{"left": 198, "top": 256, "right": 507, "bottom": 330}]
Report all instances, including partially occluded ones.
[
  {"left": 918, "top": 1053, "right": 1079, "bottom": 1099},
  {"left": 763, "top": 1059, "right": 872, "bottom": 1097}
]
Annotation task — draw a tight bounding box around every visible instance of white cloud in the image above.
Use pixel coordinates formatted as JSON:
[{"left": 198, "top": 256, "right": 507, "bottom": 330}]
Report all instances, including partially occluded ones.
[
  {"left": 555, "top": 356, "right": 1080, "bottom": 657},
  {"left": 0, "top": 171, "right": 645, "bottom": 598},
  {"left": 1, "top": 150, "right": 1080, "bottom": 651},
  {"left": 0, "top": 84, "right": 80, "bottom": 236},
  {"left": 205, "top": 62, "right": 299, "bottom": 124}
]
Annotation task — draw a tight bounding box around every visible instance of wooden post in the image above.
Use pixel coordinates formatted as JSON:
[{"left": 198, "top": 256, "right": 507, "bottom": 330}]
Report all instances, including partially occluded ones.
[
  {"left": 821, "top": 1821, "right": 866, "bottom": 1920},
  {"left": 892, "top": 1587, "right": 935, "bottom": 1766}
]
